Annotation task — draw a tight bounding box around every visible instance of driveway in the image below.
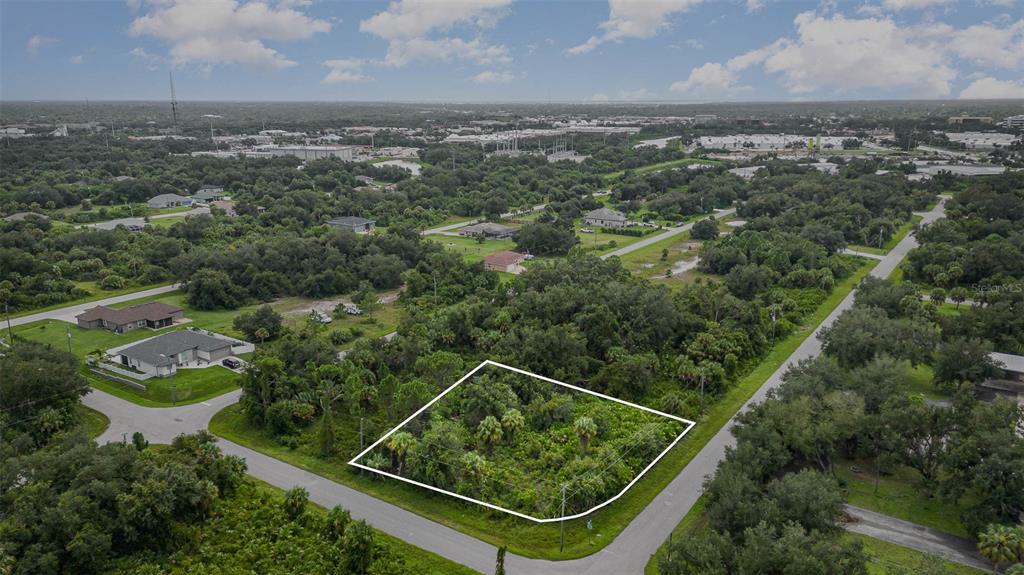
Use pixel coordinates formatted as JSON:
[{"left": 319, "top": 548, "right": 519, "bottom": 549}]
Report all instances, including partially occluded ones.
[{"left": 601, "top": 208, "right": 736, "bottom": 260}]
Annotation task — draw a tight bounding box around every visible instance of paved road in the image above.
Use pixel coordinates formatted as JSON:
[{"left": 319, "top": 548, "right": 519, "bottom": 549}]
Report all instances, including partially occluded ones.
[
  {"left": 8, "top": 283, "right": 180, "bottom": 328},
  {"left": 421, "top": 203, "right": 548, "bottom": 235},
  {"left": 601, "top": 208, "right": 736, "bottom": 260},
  {"left": 77, "top": 200, "right": 956, "bottom": 574},
  {"left": 842, "top": 248, "right": 886, "bottom": 261},
  {"left": 846, "top": 505, "right": 988, "bottom": 571},
  {"left": 88, "top": 207, "right": 211, "bottom": 230}
]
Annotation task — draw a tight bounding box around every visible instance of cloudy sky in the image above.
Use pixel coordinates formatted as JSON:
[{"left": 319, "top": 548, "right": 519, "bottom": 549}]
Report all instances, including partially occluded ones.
[{"left": 2, "top": 0, "right": 1022, "bottom": 102}]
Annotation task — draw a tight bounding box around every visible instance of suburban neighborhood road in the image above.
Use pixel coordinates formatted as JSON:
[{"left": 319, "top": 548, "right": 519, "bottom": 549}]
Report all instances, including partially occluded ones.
[
  {"left": 75, "top": 199, "right": 971, "bottom": 574},
  {"left": 601, "top": 208, "right": 737, "bottom": 260},
  {"left": 8, "top": 283, "right": 180, "bottom": 328},
  {"left": 88, "top": 207, "right": 211, "bottom": 230}
]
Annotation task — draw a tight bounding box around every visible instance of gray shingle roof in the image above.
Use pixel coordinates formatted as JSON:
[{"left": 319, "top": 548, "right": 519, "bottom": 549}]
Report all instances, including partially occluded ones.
[
  {"left": 991, "top": 352, "right": 1024, "bottom": 374},
  {"left": 327, "top": 216, "right": 375, "bottom": 227},
  {"left": 584, "top": 207, "right": 627, "bottom": 221},
  {"left": 119, "top": 331, "right": 232, "bottom": 366}
]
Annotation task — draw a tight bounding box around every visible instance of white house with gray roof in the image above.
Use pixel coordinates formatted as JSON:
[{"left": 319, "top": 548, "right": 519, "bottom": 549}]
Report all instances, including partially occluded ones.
[
  {"left": 583, "top": 207, "right": 628, "bottom": 228},
  {"left": 147, "top": 193, "right": 193, "bottom": 209},
  {"left": 114, "top": 330, "right": 234, "bottom": 377}
]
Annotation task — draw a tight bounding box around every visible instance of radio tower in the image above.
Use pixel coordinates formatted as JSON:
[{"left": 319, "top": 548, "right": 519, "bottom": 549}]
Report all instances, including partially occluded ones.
[{"left": 169, "top": 72, "right": 179, "bottom": 133}]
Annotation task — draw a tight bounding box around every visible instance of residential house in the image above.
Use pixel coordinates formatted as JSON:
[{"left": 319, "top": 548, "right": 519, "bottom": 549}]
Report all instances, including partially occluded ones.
[
  {"left": 583, "top": 207, "right": 628, "bottom": 228},
  {"left": 193, "top": 187, "right": 225, "bottom": 202},
  {"left": 983, "top": 352, "right": 1024, "bottom": 435},
  {"left": 458, "top": 222, "right": 518, "bottom": 239},
  {"left": 211, "top": 200, "right": 237, "bottom": 216},
  {"left": 115, "top": 330, "right": 234, "bottom": 377},
  {"left": 327, "top": 216, "right": 375, "bottom": 233},
  {"left": 483, "top": 251, "right": 527, "bottom": 274},
  {"left": 147, "top": 193, "right": 193, "bottom": 209},
  {"left": 76, "top": 301, "right": 185, "bottom": 333}
]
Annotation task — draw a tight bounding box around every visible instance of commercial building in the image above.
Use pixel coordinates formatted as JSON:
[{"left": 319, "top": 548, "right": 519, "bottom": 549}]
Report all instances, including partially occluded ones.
[
  {"left": 253, "top": 145, "right": 357, "bottom": 161},
  {"left": 327, "top": 216, "right": 376, "bottom": 233},
  {"left": 948, "top": 116, "right": 993, "bottom": 125},
  {"left": 76, "top": 302, "right": 185, "bottom": 333},
  {"left": 1002, "top": 115, "right": 1024, "bottom": 130},
  {"left": 115, "top": 330, "right": 235, "bottom": 377}
]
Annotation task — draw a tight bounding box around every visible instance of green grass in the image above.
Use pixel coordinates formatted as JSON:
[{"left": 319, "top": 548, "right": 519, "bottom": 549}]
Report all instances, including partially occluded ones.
[
  {"left": 643, "top": 500, "right": 982, "bottom": 575},
  {"left": 145, "top": 215, "right": 187, "bottom": 228},
  {"left": 275, "top": 297, "right": 403, "bottom": 349},
  {"left": 850, "top": 533, "right": 985, "bottom": 575},
  {"left": 615, "top": 231, "right": 698, "bottom": 275},
  {"left": 210, "top": 259, "right": 876, "bottom": 561},
  {"left": 77, "top": 404, "right": 109, "bottom": 439},
  {"left": 7, "top": 282, "right": 173, "bottom": 319},
  {"left": 576, "top": 225, "right": 647, "bottom": 256},
  {"left": 903, "top": 364, "right": 950, "bottom": 400},
  {"left": 87, "top": 364, "right": 240, "bottom": 406},
  {"left": 848, "top": 215, "right": 923, "bottom": 255},
  {"left": 602, "top": 157, "right": 722, "bottom": 181},
  {"left": 426, "top": 234, "right": 517, "bottom": 263},
  {"left": 836, "top": 460, "right": 971, "bottom": 539}
]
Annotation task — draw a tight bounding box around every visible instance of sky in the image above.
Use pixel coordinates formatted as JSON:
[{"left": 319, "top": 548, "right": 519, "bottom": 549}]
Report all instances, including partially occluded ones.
[{"left": 2, "top": 0, "right": 1023, "bottom": 102}]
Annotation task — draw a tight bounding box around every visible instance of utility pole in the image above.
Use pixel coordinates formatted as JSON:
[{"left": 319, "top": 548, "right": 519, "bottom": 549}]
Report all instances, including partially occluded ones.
[
  {"left": 359, "top": 417, "right": 365, "bottom": 475},
  {"left": 699, "top": 368, "right": 705, "bottom": 415},
  {"left": 66, "top": 325, "right": 72, "bottom": 354},
  {"left": 770, "top": 305, "right": 778, "bottom": 345},
  {"left": 559, "top": 484, "right": 567, "bottom": 553}
]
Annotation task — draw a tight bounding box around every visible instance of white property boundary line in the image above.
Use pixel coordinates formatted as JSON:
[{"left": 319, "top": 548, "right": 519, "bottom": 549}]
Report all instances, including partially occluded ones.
[{"left": 348, "top": 359, "right": 697, "bottom": 524}]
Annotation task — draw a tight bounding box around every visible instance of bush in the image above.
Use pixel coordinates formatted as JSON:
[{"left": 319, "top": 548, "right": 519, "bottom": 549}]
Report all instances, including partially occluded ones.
[{"left": 266, "top": 400, "right": 316, "bottom": 437}]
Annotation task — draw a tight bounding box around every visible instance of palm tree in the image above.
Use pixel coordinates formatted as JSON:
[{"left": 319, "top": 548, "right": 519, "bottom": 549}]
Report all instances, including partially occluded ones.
[
  {"left": 461, "top": 451, "right": 487, "bottom": 486},
  {"left": 501, "top": 409, "right": 525, "bottom": 442},
  {"left": 385, "top": 432, "right": 416, "bottom": 474},
  {"left": 574, "top": 416, "right": 598, "bottom": 454},
  {"left": 979, "top": 524, "right": 1020, "bottom": 573},
  {"left": 950, "top": 286, "right": 969, "bottom": 309},
  {"left": 255, "top": 327, "right": 270, "bottom": 344},
  {"left": 476, "top": 416, "right": 503, "bottom": 454}
]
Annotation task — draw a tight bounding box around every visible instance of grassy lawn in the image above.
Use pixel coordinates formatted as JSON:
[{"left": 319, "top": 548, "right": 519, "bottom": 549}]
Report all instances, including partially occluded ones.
[
  {"left": 851, "top": 533, "right": 985, "bottom": 575},
  {"left": 7, "top": 282, "right": 173, "bottom": 319},
  {"left": 848, "top": 215, "right": 922, "bottom": 255},
  {"left": 903, "top": 363, "right": 950, "bottom": 401},
  {"left": 603, "top": 157, "right": 722, "bottom": 181},
  {"left": 644, "top": 496, "right": 708, "bottom": 574},
  {"left": 616, "top": 230, "right": 699, "bottom": 275},
  {"left": 210, "top": 259, "right": 876, "bottom": 560},
  {"left": 274, "top": 296, "right": 403, "bottom": 349},
  {"left": 426, "top": 234, "right": 517, "bottom": 263},
  {"left": 146, "top": 215, "right": 188, "bottom": 228},
  {"left": 576, "top": 226, "right": 648, "bottom": 256},
  {"left": 88, "top": 365, "right": 241, "bottom": 407},
  {"left": 836, "top": 460, "right": 971, "bottom": 539},
  {"left": 77, "top": 404, "right": 109, "bottom": 439}
]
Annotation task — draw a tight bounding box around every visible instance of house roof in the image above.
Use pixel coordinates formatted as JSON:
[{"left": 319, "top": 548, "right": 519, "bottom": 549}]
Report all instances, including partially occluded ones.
[
  {"left": 327, "top": 216, "right": 375, "bottom": 227},
  {"left": 991, "top": 352, "right": 1024, "bottom": 374},
  {"left": 460, "top": 222, "right": 517, "bottom": 235},
  {"left": 118, "top": 330, "right": 232, "bottom": 367},
  {"left": 77, "top": 301, "right": 183, "bottom": 325},
  {"left": 193, "top": 188, "right": 224, "bottom": 200},
  {"left": 148, "top": 193, "right": 190, "bottom": 204},
  {"left": 484, "top": 251, "right": 526, "bottom": 267},
  {"left": 584, "top": 207, "right": 627, "bottom": 221}
]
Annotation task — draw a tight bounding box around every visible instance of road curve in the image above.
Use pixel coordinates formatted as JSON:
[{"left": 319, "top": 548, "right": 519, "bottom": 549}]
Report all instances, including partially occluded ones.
[{"left": 78, "top": 200, "right": 949, "bottom": 574}]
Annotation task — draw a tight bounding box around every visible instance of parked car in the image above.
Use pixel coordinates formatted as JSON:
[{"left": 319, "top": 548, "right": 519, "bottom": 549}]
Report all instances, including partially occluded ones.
[
  {"left": 580, "top": 227, "right": 594, "bottom": 233},
  {"left": 222, "top": 358, "right": 241, "bottom": 369}
]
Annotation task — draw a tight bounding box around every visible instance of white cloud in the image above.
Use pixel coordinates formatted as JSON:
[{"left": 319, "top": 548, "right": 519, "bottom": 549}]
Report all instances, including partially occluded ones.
[
  {"left": 746, "top": 0, "right": 766, "bottom": 13},
  {"left": 684, "top": 38, "right": 703, "bottom": 49},
  {"left": 589, "top": 88, "right": 656, "bottom": 101},
  {"left": 128, "top": 0, "right": 331, "bottom": 71},
  {"left": 322, "top": 59, "right": 371, "bottom": 83},
  {"left": 69, "top": 55, "right": 84, "bottom": 65},
  {"left": 569, "top": 0, "right": 702, "bottom": 54},
  {"left": 670, "top": 62, "right": 749, "bottom": 97},
  {"left": 130, "top": 47, "right": 166, "bottom": 70},
  {"left": 948, "top": 20, "right": 1024, "bottom": 70},
  {"left": 360, "top": 0, "right": 512, "bottom": 66},
  {"left": 473, "top": 70, "right": 516, "bottom": 84},
  {"left": 879, "top": 0, "right": 950, "bottom": 9},
  {"left": 27, "top": 34, "right": 58, "bottom": 54},
  {"left": 959, "top": 77, "right": 1024, "bottom": 98}
]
